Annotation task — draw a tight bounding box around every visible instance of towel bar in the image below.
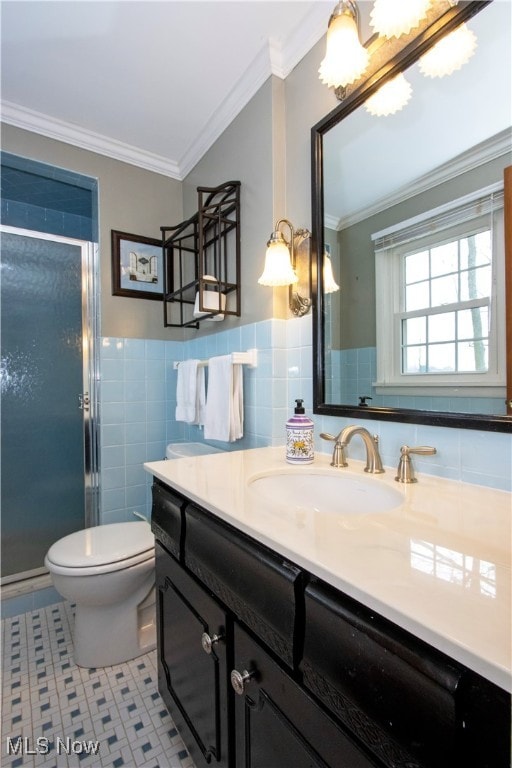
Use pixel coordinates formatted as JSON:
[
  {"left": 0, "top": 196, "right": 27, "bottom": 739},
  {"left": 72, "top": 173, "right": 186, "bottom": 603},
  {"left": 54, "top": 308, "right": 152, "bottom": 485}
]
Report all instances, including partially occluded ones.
[{"left": 173, "top": 348, "right": 258, "bottom": 370}]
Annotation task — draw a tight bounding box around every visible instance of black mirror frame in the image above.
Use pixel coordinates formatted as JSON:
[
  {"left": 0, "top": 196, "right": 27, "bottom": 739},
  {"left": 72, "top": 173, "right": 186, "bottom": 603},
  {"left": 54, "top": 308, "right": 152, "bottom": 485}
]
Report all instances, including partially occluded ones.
[{"left": 312, "top": 0, "right": 511, "bottom": 434}]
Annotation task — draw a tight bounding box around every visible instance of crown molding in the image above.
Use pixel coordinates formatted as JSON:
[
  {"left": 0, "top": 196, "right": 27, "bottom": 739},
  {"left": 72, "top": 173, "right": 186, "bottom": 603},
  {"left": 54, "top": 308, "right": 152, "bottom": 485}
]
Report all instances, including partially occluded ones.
[
  {"left": 274, "top": 3, "right": 328, "bottom": 79},
  {"left": 178, "top": 42, "right": 274, "bottom": 178},
  {"left": 324, "top": 213, "right": 340, "bottom": 230},
  {"left": 1, "top": 9, "right": 329, "bottom": 181},
  {"left": 1, "top": 101, "right": 182, "bottom": 179},
  {"left": 180, "top": 8, "right": 328, "bottom": 178},
  {"left": 333, "top": 129, "right": 512, "bottom": 231}
]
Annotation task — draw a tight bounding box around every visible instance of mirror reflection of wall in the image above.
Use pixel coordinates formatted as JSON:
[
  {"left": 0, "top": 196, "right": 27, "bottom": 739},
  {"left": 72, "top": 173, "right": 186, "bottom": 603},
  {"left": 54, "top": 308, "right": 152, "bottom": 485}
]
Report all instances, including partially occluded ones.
[{"left": 322, "top": 1, "right": 511, "bottom": 416}]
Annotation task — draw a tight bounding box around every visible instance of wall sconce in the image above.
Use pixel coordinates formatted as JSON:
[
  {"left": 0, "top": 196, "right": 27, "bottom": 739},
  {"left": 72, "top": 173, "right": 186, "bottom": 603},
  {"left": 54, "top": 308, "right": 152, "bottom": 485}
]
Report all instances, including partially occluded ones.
[
  {"left": 418, "top": 23, "right": 477, "bottom": 78},
  {"left": 364, "top": 72, "right": 412, "bottom": 116},
  {"left": 319, "top": 1, "right": 369, "bottom": 90},
  {"left": 370, "top": 0, "right": 431, "bottom": 39},
  {"left": 323, "top": 252, "right": 340, "bottom": 294},
  {"left": 258, "top": 219, "right": 312, "bottom": 316}
]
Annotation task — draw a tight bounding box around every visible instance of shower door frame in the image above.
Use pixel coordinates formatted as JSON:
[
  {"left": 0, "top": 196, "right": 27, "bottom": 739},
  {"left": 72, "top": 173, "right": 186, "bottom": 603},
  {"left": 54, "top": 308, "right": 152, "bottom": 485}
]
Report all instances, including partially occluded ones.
[{"left": 0, "top": 225, "right": 100, "bottom": 583}]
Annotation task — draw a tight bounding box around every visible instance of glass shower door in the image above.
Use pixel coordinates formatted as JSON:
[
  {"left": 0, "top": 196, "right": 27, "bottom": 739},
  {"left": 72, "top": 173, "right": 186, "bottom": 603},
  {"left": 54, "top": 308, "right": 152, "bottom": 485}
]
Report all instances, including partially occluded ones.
[{"left": 1, "top": 228, "right": 96, "bottom": 581}]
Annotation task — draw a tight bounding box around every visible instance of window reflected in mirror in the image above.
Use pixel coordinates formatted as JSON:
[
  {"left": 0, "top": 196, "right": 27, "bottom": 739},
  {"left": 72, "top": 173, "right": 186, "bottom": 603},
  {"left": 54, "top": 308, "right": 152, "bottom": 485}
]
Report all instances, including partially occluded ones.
[{"left": 315, "top": 0, "right": 511, "bottom": 427}]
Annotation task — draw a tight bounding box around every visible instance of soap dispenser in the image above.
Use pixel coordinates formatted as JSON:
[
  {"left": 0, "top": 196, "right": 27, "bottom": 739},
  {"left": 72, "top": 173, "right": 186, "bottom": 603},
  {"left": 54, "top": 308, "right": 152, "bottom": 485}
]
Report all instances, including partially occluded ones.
[{"left": 286, "top": 399, "right": 314, "bottom": 464}]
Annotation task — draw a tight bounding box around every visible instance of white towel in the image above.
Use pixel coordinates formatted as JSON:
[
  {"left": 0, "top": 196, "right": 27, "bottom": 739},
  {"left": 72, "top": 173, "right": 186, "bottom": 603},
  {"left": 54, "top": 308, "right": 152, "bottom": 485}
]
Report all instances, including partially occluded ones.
[
  {"left": 204, "top": 355, "right": 244, "bottom": 442},
  {"left": 175, "top": 360, "right": 206, "bottom": 425}
]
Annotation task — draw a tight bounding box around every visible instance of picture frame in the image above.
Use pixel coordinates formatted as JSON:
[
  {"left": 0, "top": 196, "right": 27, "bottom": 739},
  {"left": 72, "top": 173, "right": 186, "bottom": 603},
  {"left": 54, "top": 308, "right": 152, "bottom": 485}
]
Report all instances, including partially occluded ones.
[{"left": 111, "top": 230, "right": 162, "bottom": 300}]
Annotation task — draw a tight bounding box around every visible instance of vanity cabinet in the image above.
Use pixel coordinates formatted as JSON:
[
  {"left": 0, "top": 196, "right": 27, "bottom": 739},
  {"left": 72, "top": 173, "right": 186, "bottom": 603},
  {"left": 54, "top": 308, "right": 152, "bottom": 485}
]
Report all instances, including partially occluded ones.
[
  {"left": 301, "top": 578, "right": 511, "bottom": 768},
  {"left": 156, "top": 542, "right": 230, "bottom": 767},
  {"left": 232, "top": 622, "right": 378, "bottom": 768},
  {"left": 151, "top": 478, "right": 511, "bottom": 768}
]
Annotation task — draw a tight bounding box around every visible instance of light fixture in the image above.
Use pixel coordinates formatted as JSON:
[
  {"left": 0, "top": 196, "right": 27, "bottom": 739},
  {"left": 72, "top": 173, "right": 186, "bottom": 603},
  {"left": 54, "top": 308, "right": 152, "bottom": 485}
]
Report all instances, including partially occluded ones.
[
  {"left": 370, "top": 0, "right": 431, "bottom": 39},
  {"left": 319, "top": 1, "right": 369, "bottom": 90},
  {"left": 323, "top": 253, "right": 340, "bottom": 294},
  {"left": 364, "top": 73, "right": 412, "bottom": 116},
  {"left": 418, "top": 23, "right": 477, "bottom": 78},
  {"left": 258, "top": 219, "right": 312, "bottom": 316},
  {"left": 258, "top": 220, "right": 298, "bottom": 286}
]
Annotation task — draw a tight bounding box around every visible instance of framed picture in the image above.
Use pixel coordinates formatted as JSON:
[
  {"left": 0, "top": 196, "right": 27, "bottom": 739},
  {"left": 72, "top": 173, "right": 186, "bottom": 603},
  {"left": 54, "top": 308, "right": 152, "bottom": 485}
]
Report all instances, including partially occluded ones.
[{"left": 111, "top": 230, "right": 162, "bottom": 300}]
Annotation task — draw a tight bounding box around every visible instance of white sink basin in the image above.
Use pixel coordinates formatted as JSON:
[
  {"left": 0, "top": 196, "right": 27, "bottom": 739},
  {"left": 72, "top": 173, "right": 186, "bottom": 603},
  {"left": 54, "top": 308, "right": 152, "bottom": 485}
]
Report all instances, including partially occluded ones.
[{"left": 248, "top": 470, "right": 403, "bottom": 515}]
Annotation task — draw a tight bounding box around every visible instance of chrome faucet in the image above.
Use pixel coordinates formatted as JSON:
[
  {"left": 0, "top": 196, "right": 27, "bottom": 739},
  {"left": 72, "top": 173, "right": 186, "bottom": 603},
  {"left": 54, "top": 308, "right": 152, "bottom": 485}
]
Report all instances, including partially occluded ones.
[{"left": 320, "top": 426, "right": 385, "bottom": 474}]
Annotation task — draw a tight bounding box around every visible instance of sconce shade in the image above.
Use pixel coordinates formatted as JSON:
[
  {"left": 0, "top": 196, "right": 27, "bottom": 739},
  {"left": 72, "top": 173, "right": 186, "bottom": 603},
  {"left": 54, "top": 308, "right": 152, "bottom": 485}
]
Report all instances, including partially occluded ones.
[
  {"left": 258, "top": 237, "right": 298, "bottom": 286},
  {"left": 370, "top": 0, "right": 430, "bottom": 38},
  {"left": 323, "top": 254, "right": 340, "bottom": 293},
  {"left": 365, "top": 73, "right": 412, "bottom": 116},
  {"left": 319, "top": 1, "right": 369, "bottom": 88},
  {"left": 418, "top": 24, "right": 477, "bottom": 78}
]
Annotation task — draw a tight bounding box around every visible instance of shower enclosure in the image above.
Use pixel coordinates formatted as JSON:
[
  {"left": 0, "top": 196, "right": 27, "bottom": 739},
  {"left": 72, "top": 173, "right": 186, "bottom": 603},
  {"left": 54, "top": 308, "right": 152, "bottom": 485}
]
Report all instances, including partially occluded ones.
[{"left": 1, "top": 226, "right": 99, "bottom": 583}]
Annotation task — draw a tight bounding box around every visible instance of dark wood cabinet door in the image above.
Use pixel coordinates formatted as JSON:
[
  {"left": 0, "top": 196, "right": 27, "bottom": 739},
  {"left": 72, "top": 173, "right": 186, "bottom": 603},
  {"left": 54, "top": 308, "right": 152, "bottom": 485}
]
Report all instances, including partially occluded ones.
[
  {"left": 232, "top": 623, "right": 379, "bottom": 768},
  {"left": 156, "top": 542, "right": 230, "bottom": 768}
]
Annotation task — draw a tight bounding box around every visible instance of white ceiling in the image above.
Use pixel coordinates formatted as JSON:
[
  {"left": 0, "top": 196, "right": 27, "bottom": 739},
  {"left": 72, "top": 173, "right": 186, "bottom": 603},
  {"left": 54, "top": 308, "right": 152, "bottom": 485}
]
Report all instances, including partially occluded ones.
[
  {"left": 2, "top": 0, "right": 510, "bottom": 207},
  {"left": 0, "top": 0, "right": 336, "bottom": 179}
]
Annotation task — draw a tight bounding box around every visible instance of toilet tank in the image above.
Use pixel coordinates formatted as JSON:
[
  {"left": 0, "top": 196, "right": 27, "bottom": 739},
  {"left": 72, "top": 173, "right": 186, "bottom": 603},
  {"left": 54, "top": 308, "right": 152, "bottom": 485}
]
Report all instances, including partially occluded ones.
[{"left": 165, "top": 442, "right": 224, "bottom": 460}]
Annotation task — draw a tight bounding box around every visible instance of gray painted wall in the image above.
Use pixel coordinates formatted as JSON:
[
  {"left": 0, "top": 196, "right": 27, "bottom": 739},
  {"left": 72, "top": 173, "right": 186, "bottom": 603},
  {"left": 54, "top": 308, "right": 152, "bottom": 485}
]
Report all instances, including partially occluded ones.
[{"left": 183, "top": 76, "right": 288, "bottom": 327}]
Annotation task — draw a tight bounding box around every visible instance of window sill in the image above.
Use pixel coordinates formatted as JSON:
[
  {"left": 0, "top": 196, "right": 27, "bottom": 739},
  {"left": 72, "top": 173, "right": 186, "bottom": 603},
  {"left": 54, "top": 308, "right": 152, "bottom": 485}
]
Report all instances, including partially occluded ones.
[{"left": 374, "top": 383, "right": 506, "bottom": 398}]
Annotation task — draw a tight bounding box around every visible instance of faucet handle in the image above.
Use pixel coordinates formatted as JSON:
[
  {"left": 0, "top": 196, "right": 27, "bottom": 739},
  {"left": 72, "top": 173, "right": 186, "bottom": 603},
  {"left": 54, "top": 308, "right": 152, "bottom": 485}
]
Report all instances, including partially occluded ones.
[
  {"left": 405, "top": 445, "right": 437, "bottom": 456},
  {"left": 320, "top": 432, "right": 348, "bottom": 467},
  {"left": 395, "top": 445, "right": 437, "bottom": 484}
]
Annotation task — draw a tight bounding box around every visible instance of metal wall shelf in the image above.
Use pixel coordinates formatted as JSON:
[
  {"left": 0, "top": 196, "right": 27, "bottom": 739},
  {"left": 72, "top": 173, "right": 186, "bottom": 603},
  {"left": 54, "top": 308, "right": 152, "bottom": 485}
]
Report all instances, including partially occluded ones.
[{"left": 161, "top": 181, "right": 241, "bottom": 328}]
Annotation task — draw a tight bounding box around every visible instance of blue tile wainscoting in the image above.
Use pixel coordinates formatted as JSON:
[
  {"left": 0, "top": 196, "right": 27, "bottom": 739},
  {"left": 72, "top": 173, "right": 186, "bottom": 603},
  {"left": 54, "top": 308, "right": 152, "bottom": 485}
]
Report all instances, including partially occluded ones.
[
  {"left": 99, "top": 316, "right": 314, "bottom": 525},
  {"left": 327, "top": 347, "right": 506, "bottom": 416},
  {"left": 99, "top": 315, "right": 512, "bottom": 527}
]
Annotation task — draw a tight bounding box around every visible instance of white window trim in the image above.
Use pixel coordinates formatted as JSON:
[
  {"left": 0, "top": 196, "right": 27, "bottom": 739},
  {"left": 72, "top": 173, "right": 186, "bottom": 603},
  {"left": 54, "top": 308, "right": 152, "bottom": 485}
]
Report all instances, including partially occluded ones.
[{"left": 373, "top": 185, "right": 506, "bottom": 396}]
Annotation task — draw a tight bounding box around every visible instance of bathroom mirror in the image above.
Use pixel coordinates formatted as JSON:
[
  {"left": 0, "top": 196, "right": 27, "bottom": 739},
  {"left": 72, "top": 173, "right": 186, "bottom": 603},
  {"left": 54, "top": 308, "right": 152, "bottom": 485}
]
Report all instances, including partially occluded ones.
[{"left": 312, "top": 0, "right": 512, "bottom": 432}]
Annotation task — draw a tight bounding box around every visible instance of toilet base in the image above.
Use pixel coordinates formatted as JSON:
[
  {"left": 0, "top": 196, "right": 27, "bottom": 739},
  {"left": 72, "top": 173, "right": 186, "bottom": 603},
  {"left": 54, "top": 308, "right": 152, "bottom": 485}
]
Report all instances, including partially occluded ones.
[{"left": 73, "top": 581, "right": 156, "bottom": 668}]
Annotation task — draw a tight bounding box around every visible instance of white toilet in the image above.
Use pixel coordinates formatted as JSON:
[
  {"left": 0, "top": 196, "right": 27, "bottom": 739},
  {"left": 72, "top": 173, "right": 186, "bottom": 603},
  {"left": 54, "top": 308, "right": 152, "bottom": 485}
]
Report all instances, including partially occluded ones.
[
  {"left": 165, "top": 441, "right": 223, "bottom": 459},
  {"left": 44, "top": 521, "right": 156, "bottom": 668}
]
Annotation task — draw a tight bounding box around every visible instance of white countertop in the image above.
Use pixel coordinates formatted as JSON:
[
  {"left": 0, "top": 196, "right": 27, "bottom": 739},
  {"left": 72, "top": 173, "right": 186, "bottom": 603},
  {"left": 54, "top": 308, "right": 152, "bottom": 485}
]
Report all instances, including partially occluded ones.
[{"left": 144, "top": 446, "right": 511, "bottom": 692}]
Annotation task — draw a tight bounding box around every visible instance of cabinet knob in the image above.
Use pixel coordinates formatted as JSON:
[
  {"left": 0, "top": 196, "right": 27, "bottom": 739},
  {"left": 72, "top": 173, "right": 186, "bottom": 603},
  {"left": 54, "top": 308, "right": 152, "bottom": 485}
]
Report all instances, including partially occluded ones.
[
  {"left": 201, "top": 631, "right": 224, "bottom": 655},
  {"left": 230, "top": 668, "right": 255, "bottom": 696}
]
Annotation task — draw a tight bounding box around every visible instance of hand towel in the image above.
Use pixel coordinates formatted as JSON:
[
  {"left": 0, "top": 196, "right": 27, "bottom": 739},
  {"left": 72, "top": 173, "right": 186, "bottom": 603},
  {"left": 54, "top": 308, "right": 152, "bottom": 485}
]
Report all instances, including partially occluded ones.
[
  {"left": 204, "top": 355, "right": 244, "bottom": 442},
  {"left": 175, "top": 360, "right": 206, "bottom": 425},
  {"left": 231, "top": 362, "right": 243, "bottom": 439},
  {"left": 194, "top": 365, "right": 206, "bottom": 426}
]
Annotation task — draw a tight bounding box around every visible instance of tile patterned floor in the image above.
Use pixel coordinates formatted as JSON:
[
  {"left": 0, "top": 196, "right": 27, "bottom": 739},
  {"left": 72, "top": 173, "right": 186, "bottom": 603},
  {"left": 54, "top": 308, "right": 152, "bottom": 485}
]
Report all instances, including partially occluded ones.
[{"left": 1, "top": 602, "right": 197, "bottom": 768}]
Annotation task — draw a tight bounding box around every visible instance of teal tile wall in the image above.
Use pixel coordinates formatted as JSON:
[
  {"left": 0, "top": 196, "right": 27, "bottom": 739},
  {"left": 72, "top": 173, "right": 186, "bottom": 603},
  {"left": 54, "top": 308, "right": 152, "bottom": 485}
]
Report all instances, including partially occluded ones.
[{"left": 1, "top": 152, "right": 98, "bottom": 241}]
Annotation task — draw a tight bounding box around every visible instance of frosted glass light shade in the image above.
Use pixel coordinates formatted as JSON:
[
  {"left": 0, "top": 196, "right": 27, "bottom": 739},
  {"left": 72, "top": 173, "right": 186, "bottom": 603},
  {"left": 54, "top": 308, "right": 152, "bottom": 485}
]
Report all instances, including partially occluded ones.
[
  {"left": 258, "top": 241, "right": 298, "bottom": 286},
  {"left": 319, "top": 10, "right": 369, "bottom": 88},
  {"left": 419, "top": 24, "right": 477, "bottom": 78},
  {"left": 370, "top": 0, "right": 430, "bottom": 38},
  {"left": 365, "top": 73, "right": 412, "bottom": 116},
  {"left": 323, "top": 254, "right": 340, "bottom": 293}
]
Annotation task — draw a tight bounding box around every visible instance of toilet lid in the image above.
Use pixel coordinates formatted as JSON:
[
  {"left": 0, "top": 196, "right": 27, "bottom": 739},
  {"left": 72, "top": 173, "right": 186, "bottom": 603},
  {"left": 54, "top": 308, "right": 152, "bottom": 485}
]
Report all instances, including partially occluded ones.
[{"left": 46, "top": 522, "right": 154, "bottom": 569}]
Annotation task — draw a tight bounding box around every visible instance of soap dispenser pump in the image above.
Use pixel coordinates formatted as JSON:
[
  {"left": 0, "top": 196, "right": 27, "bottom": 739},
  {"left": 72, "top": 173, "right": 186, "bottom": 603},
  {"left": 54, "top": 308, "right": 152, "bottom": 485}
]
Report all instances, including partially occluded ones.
[{"left": 286, "top": 399, "right": 314, "bottom": 464}]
